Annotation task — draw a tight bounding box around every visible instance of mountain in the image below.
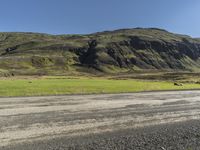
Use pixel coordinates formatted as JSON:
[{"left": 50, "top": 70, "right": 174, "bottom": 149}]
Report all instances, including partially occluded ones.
[{"left": 0, "top": 28, "right": 200, "bottom": 76}]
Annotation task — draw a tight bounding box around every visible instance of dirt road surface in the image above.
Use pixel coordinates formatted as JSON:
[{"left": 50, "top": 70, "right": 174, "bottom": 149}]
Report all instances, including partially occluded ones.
[{"left": 1, "top": 91, "right": 200, "bottom": 150}]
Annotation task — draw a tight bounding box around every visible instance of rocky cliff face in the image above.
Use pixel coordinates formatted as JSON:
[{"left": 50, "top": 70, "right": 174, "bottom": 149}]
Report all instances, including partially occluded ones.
[
  {"left": 0, "top": 28, "right": 200, "bottom": 75},
  {"left": 74, "top": 32, "right": 200, "bottom": 72}
]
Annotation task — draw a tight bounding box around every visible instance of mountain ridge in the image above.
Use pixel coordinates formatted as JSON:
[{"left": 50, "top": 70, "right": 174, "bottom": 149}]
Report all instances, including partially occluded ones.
[{"left": 0, "top": 28, "right": 200, "bottom": 76}]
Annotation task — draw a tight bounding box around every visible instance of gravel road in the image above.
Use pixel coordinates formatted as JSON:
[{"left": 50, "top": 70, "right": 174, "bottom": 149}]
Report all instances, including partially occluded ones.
[{"left": 1, "top": 91, "right": 200, "bottom": 150}]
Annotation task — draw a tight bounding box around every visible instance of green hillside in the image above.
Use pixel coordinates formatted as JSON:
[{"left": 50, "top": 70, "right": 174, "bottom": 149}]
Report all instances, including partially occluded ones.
[{"left": 0, "top": 28, "right": 200, "bottom": 76}]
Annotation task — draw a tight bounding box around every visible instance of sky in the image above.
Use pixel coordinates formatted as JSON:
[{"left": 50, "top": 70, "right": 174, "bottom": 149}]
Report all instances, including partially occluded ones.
[{"left": 0, "top": 0, "right": 200, "bottom": 37}]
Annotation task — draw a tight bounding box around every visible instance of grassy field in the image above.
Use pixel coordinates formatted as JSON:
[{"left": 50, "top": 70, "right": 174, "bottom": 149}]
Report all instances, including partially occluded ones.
[{"left": 0, "top": 76, "right": 200, "bottom": 97}]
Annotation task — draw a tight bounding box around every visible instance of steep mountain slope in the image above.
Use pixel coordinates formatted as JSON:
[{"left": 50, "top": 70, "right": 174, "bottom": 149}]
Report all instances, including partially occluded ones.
[{"left": 0, "top": 28, "right": 200, "bottom": 76}]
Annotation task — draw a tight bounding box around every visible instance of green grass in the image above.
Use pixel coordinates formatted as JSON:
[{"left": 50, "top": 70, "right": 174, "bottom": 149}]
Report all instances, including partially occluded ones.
[{"left": 0, "top": 77, "right": 200, "bottom": 97}]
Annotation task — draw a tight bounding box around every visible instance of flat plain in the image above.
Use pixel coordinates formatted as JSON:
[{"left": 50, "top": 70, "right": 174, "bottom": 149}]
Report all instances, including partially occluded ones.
[{"left": 0, "top": 74, "right": 200, "bottom": 97}]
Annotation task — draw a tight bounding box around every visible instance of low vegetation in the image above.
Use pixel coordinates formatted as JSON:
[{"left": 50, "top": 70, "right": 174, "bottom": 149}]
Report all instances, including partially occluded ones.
[{"left": 0, "top": 76, "right": 199, "bottom": 97}]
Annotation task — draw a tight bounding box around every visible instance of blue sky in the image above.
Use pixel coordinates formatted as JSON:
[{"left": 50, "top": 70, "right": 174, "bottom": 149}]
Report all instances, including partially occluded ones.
[{"left": 0, "top": 0, "right": 200, "bottom": 37}]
